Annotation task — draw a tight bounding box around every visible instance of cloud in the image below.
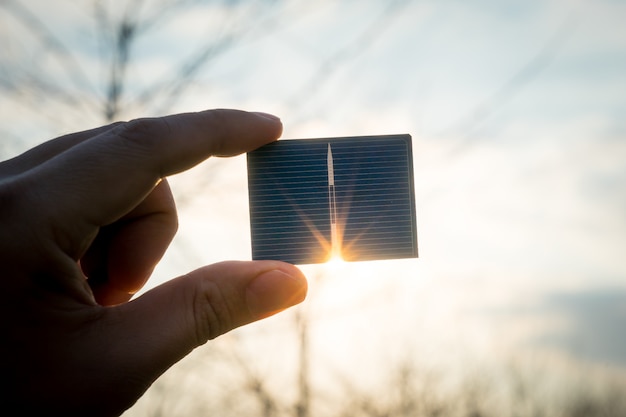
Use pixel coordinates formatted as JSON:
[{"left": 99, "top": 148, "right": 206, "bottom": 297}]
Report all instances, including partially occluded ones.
[{"left": 539, "top": 288, "right": 626, "bottom": 366}]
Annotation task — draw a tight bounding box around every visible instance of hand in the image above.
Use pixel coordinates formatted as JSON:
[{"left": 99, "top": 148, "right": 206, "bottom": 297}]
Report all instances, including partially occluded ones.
[{"left": 0, "top": 109, "right": 308, "bottom": 416}]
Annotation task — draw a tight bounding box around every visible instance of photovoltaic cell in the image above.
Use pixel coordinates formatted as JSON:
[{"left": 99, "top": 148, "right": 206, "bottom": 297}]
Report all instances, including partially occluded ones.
[{"left": 247, "top": 134, "right": 418, "bottom": 265}]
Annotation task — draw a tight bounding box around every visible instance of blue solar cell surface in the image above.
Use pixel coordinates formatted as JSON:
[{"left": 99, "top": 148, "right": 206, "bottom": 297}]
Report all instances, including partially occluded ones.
[{"left": 247, "top": 134, "right": 417, "bottom": 265}]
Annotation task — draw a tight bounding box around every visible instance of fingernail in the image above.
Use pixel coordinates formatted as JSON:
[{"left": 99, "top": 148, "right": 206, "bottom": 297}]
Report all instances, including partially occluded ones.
[
  {"left": 252, "top": 111, "right": 281, "bottom": 122},
  {"left": 246, "top": 268, "right": 307, "bottom": 319}
]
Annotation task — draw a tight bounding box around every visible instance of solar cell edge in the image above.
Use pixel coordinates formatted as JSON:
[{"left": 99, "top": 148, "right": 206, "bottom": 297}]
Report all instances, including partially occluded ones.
[{"left": 247, "top": 134, "right": 417, "bottom": 265}]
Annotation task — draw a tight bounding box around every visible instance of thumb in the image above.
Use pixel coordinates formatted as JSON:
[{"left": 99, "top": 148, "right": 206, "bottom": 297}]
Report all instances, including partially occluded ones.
[{"left": 108, "top": 260, "right": 307, "bottom": 394}]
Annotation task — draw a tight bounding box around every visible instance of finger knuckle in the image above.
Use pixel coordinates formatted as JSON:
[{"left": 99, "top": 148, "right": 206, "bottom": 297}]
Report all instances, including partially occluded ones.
[
  {"left": 0, "top": 175, "right": 41, "bottom": 229},
  {"left": 191, "top": 278, "right": 234, "bottom": 344},
  {"left": 111, "top": 118, "right": 173, "bottom": 164},
  {"left": 201, "top": 109, "right": 231, "bottom": 155},
  {"left": 0, "top": 176, "right": 55, "bottom": 264},
  {"left": 115, "top": 117, "right": 170, "bottom": 143},
  {"left": 0, "top": 180, "right": 22, "bottom": 243}
]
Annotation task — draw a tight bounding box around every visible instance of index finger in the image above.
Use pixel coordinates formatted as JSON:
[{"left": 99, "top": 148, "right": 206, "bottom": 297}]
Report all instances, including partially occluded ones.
[{"left": 22, "top": 109, "right": 282, "bottom": 258}]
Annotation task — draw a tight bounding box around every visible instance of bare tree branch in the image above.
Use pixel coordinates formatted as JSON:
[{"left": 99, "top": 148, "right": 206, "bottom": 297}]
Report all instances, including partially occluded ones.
[
  {"left": 131, "top": 0, "right": 288, "bottom": 115},
  {"left": 1, "top": 0, "right": 98, "bottom": 105},
  {"left": 285, "top": 0, "right": 413, "bottom": 120},
  {"left": 443, "top": 11, "right": 579, "bottom": 151}
]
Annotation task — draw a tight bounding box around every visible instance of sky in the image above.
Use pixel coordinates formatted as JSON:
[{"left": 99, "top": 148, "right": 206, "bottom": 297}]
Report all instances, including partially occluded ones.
[
  {"left": 155, "top": 0, "right": 626, "bottom": 365},
  {"left": 1, "top": 0, "right": 626, "bottom": 412}
]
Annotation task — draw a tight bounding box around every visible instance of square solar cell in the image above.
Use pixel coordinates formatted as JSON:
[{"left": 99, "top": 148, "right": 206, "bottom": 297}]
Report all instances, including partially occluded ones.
[{"left": 247, "top": 134, "right": 418, "bottom": 265}]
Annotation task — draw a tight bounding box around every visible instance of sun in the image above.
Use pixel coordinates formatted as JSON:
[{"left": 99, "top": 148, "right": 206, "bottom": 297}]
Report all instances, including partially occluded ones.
[
  {"left": 321, "top": 245, "right": 347, "bottom": 277},
  {"left": 327, "top": 252, "right": 345, "bottom": 265}
]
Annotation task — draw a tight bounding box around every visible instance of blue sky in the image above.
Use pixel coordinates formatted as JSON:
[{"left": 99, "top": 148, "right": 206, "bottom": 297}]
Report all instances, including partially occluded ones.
[{"left": 152, "top": 0, "right": 626, "bottom": 374}]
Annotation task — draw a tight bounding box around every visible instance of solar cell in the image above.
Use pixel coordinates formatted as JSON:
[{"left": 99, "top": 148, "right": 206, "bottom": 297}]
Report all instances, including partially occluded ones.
[{"left": 247, "top": 134, "right": 417, "bottom": 265}]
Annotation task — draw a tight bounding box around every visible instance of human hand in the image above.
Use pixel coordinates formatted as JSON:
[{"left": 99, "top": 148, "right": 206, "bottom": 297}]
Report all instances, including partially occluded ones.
[{"left": 0, "top": 109, "right": 308, "bottom": 416}]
